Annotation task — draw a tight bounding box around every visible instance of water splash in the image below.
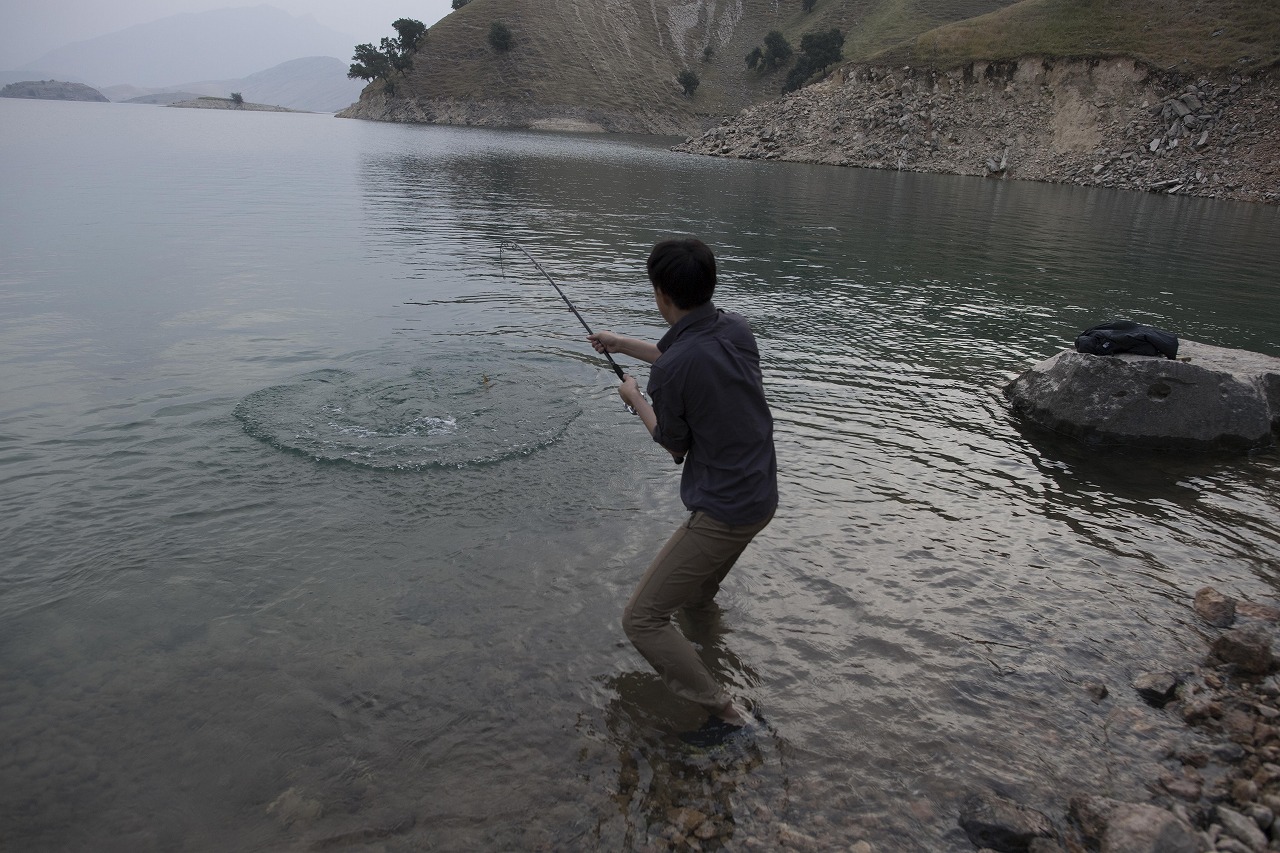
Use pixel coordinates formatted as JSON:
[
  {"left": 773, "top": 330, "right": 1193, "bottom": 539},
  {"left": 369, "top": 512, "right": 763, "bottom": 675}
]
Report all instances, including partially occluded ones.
[{"left": 234, "top": 365, "right": 581, "bottom": 470}]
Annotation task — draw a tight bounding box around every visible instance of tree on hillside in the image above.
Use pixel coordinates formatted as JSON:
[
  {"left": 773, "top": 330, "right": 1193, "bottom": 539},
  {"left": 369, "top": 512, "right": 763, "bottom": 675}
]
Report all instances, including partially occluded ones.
[
  {"left": 230, "top": 92, "right": 243, "bottom": 105},
  {"left": 488, "top": 22, "right": 513, "bottom": 51},
  {"left": 802, "top": 0, "right": 817, "bottom": 12},
  {"left": 800, "top": 28, "right": 844, "bottom": 69},
  {"left": 746, "top": 31, "right": 792, "bottom": 73},
  {"left": 349, "top": 42, "right": 390, "bottom": 82},
  {"left": 677, "top": 69, "right": 700, "bottom": 96},
  {"left": 348, "top": 18, "right": 428, "bottom": 87},
  {"left": 451, "top": 0, "right": 470, "bottom": 8},
  {"left": 783, "top": 28, "right": 844, "bottom": 92},
  {"left": 763, "top": 31, "right": 793, "bottom": 68},
  {"left": 392, "top": 18, "right": 427, "bottom": 61}
]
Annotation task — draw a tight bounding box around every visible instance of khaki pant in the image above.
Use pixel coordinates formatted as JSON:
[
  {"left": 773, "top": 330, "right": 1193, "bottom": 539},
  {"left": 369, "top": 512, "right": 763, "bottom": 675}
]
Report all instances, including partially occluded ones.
[{"left": 622, "top": 510, "right": 773, "bottom": 711}]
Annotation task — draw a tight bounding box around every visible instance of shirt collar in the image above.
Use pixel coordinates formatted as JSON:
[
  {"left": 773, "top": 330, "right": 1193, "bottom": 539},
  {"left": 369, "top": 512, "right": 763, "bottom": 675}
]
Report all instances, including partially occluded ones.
[{"left": 657, "top": 302, "right": 717, "bottom": 353}]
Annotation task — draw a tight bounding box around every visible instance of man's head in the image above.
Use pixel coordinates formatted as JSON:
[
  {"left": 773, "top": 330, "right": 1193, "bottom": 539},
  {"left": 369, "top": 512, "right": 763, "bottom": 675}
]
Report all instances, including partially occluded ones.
[{"left": 647, "top": 238, "right": 716, "bottom": 310}]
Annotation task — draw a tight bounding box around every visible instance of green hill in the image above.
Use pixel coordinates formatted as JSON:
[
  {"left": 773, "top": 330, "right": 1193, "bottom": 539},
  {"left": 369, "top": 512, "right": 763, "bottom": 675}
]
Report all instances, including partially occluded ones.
[
  {"left": 341, "top": 0, "right": 1021, "bottom": 131},
  {"left": 339, "top": 0, "right": 1277, "bottom": 133},
  {"left": 880, "top": 0, "right": 1280, "bottom": 72}
]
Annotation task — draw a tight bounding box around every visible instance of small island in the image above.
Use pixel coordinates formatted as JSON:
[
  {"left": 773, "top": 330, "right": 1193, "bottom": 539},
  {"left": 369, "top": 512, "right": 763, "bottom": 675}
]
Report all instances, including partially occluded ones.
[
  {"left": 1, "top": 80, "right": 108, "bottom": 102},
  {"left": 123, "top": 92, "right": 203, "bottom": 106},
  {"left": 168, "top": 95, "right": 304, "bottom": 113}
]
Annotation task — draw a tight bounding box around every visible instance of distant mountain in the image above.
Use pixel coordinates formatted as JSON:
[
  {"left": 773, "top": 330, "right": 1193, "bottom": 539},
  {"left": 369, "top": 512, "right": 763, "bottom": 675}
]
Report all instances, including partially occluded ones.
[
  {"left": 119, "top": 91, "right": 204, "bottom": 105},
  {"left": 172, "top": 56, "right": 365, "bottom": 113},
  {"left": 103, "top": 57, "right": 362, "bottom": 112},
  {"left": 0, "top": 68, "right": 90, "bottom": 88},
  {"left": 12, "top": 5, "right": 357, "bottom": 88}
]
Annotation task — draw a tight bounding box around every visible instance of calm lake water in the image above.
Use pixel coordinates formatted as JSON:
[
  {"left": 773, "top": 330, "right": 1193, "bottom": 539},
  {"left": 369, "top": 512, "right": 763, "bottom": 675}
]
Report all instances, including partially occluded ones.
[{"left": 2, "top": 97, "right": 1279, "bottom": 851}]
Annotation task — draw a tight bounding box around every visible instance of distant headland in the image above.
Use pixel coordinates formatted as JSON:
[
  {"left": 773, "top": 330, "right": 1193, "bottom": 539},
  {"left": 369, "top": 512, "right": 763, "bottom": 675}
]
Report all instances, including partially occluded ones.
[
  {"left": 1, "top": 80, "right": 108, "bottom": 102},
  {"left": 168, "top": 96, "right": 304, "bottom": 113}
]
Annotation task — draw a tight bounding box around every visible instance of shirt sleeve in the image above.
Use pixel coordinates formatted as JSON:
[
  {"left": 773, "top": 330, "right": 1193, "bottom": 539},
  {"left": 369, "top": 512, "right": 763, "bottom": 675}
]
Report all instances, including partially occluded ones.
[{"left": 648, "top": 362, "right": 692, "bottom": 454}]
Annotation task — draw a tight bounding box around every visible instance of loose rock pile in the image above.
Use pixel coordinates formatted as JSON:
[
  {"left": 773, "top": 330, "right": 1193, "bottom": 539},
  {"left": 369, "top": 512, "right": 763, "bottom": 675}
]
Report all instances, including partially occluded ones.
[{"left": 674, "top": 58, "right": 1279, "bottom": 205}]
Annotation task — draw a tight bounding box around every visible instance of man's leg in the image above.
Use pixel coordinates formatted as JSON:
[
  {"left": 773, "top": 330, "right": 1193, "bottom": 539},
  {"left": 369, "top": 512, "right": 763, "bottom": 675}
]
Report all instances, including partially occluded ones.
[{"left": 622, "top": 511, "right": 771, "bottom": 714}]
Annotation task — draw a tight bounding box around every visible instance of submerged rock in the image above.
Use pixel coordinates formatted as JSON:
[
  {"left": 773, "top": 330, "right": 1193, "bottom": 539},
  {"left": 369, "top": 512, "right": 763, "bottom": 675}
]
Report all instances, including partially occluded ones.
[
  {"left": 1134, "top": 671, "right": 1181, "bottom": 707},
  {"left": 1004, "top": 341, "right": 1280, "bottom": 452},
  {"left": 1211, "top": 624, "right": 1277, "bottom": 675},
  {"left": 1102, "top": 802, "right": 1203, "bottom": 852},
  {"left": 1216, "top": 804, "right": 1269, "bottom": 850},
  {"left": 1067, "top": 795, "right": 1203, "bottom": 853},
  {"left": 958, "top": 790, "right": 1055, "bottom": 851},
  {"left": 1195, "top": 587, "right": 1238, "bottom": 628}
]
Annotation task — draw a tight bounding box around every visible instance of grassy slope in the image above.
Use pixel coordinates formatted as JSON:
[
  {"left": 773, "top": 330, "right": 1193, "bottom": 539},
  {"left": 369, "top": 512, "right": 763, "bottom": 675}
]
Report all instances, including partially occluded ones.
[
  {"left": 384, "top": 0, "right": 1020, "bottom": 122},
  {"left": 880, "top": 0, "right": 1280, "bottom": 73}
]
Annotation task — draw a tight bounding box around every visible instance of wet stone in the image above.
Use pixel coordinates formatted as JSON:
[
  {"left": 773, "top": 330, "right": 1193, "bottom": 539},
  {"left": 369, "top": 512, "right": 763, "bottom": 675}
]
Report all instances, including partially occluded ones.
[
  {"left": 1161, "top": 772, "right": 1204, "bottom": 802},
  {"left": 1237, "top": 602, "right": 1280, "bottom": 622},
  {"left": 958, "top": 791, "right": 1054, "bottom": 852},
  {"left": 1217, "top": 804, "right": 1270, "bottom": 850},
  {"left": 1134, "top": 671, "right": 1181, "bottom": 707},
  {"left": 1244, "top": 803, "right": 1274, "bottom": 830},
  {"left": 1182, "top": 695, "right": 1223, "bottom": 723},
  {"left": 1196, "top": 587, "right": 1238, "bottom": 628},
  {"left": 1212, "top": 625, "right": 1277, "bottom": 675},
  {"left": 1102, "top": 803, "right": 1202, "bottom": 853}
]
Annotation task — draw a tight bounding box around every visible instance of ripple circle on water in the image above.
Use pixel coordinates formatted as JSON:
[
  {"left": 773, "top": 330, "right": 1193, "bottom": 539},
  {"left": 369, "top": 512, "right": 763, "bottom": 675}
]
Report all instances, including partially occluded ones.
[{"left": 233, "top": 364, "right": 581, "bottom": 469}]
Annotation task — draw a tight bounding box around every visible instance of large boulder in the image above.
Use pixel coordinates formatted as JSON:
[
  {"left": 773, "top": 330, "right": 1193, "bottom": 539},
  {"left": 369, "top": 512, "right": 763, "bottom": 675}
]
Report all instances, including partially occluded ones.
[{"left": 1004, "top": 341, "right": 1280, "bottom": 452}]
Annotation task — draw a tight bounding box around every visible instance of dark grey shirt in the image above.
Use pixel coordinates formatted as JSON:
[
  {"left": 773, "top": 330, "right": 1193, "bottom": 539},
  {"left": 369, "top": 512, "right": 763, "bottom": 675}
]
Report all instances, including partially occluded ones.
[{"left": 648, "top": 302, "right": 778, "bottom": 526}]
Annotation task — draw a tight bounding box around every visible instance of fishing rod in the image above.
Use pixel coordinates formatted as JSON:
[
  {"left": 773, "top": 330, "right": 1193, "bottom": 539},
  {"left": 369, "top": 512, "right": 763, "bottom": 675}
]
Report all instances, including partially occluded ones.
[
  {"left": 503, "top": 242, "right": 627, "bottom": 381},
  {"left": 502, "top": 241, "right": 640, "bottom": 415},
  {"left": 502, "top": 242, "right": 683, "bottom": 464}
]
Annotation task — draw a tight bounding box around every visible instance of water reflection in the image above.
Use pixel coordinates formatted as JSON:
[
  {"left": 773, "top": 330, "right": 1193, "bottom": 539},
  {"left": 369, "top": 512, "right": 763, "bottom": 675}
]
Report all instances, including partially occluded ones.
[
  {"left": 347, "top": 125, "right": 1280, "bottom": 849},
  {"left": 5, "top": 106, "right": 1280, "bottom": 852}
]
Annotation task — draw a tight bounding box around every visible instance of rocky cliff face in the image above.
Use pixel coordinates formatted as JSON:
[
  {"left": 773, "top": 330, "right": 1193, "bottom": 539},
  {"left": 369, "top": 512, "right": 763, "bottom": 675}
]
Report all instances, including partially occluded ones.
[
  {"left": 674, "top": 58, "right": 1279, "bottom": 204},
  {"left": 0, "top": 80, "right": 108, "bottom": 102}
]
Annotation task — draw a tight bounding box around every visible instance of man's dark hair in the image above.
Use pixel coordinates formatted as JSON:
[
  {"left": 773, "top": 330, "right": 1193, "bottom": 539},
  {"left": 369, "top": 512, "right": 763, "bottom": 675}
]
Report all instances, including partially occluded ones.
[{"left": 646, "top": 238, "right": 716, "bottom": 309}]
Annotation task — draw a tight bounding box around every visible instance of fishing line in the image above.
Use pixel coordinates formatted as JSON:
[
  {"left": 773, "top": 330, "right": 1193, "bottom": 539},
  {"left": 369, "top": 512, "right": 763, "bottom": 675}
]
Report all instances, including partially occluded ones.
[
  {"left": 502, "top": 242, "right": 627, "bottom": 379},
  {"left": 500, "top": 243, "right": 684, "bottom": 465},
  {"left": 501, "top": 241, "right": 636, "bottom": 414}
]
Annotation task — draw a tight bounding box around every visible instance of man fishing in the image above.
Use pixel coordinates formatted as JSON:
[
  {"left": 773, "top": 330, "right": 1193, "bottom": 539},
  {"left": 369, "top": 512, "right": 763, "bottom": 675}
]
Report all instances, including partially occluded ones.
[{"left": 589, "top": 237, "right": 778, "bottom": 736}]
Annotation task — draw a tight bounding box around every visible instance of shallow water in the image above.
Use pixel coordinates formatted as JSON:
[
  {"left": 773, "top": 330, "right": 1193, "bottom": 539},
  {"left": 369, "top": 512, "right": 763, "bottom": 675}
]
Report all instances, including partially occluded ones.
[{"left": 2, "top": 98, "right": 1280, "bottom": 851}]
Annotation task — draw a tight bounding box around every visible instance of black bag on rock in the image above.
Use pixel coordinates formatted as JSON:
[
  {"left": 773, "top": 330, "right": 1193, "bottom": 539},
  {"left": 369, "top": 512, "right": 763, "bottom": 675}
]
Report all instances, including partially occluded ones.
[{"left": 1074, "top": 320, "right": 1179, "bottom": 359}]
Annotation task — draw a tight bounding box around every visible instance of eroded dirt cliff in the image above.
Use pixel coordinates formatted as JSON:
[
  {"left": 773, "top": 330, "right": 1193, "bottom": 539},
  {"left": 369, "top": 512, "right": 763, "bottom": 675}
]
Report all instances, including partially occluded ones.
[{"left": 675, "top": 58, "right": 1280, "bottom": 204}]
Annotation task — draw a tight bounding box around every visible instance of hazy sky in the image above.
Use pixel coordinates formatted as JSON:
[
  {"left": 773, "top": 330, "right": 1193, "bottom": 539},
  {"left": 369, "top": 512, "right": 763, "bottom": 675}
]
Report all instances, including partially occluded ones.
[{"left": 0, "top": 0, "right": 454, "bottom": 68}]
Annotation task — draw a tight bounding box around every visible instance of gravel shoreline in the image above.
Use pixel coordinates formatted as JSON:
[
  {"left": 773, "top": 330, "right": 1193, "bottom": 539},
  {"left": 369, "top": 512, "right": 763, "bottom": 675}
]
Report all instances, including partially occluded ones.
[{"left": 674, "top": 58, "right": 1279, "bottom": 206}]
